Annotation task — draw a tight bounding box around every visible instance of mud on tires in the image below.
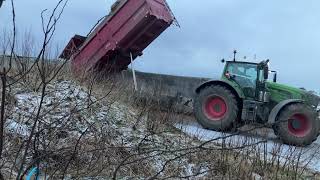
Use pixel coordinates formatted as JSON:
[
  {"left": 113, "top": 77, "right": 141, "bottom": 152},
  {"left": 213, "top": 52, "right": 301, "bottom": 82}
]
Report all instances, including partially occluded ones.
[
  {"left": 273, "top": 103, "right": 319, "bottom": 146},
  {"left": 193, "top": 85, "right": 239, "bottom": 131}
]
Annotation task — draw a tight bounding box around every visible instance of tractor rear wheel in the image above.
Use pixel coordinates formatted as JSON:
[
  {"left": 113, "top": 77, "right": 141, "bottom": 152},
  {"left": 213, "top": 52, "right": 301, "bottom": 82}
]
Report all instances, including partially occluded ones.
[
  {"left": 194, "top": 85, "right": 239, "bottom": 131},
  {"left": 274, "top": 103, "right": 319, "bottom": 146}
]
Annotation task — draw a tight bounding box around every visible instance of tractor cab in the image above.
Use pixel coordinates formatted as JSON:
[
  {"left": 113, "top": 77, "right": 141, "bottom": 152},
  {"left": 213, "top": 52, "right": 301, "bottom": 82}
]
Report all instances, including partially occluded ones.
[{"left": 222, "top": 59, "right": 275, "bottom": 103}]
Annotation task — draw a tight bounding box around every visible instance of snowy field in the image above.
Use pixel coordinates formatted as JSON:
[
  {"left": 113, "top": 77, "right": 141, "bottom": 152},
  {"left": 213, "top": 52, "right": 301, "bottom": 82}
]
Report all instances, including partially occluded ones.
[{"left": 175, "top": 121, "right": 320, "bottom": 172}]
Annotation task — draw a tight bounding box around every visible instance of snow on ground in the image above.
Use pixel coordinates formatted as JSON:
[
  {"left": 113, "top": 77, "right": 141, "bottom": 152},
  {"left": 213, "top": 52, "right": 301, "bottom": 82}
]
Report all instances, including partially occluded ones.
[
  {"left": 6, "top": 121, "right": 29, "bottom": 136},
  {"left": 3, "top": 80, "right": 211, "bottom": 178},
  {"left": 175, "top": 121, "right": 320, "bottom": 172},
  {"left": 5, "top": 80, "right": 98, "bottom": 136}
]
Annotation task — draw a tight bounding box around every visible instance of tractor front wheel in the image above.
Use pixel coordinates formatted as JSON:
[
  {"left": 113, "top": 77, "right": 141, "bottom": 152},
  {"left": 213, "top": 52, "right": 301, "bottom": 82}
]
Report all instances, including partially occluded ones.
[
  {"left": 274, "top": 103, "right": 319, "bottom": 146},
  {"left": 194, "top": 85, "right": 239, "bottom": 131}
]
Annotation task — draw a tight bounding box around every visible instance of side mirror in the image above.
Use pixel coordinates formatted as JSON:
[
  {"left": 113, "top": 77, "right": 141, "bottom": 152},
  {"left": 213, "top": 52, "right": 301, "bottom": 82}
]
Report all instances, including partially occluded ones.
[
  {"left": 221, "top": 59, "right": 225, "bottom": 63},
  {"left": 263, "top": 65, "right": 269, "bottom": 80},
  {"left": 270, "top": 71, "right": 277, "bottom": 82},
  {"left": 273, "top": 73, "right": 277, "bottom": 82},
  {"left": 264, "top": 59, "right": 270, "bottom": 80}
]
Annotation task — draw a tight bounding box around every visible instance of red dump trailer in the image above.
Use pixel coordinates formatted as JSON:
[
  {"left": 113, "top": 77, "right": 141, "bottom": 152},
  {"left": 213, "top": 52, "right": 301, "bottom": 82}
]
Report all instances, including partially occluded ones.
[{"left": 60, "top": 0, "right": 175, "bottom": 73}]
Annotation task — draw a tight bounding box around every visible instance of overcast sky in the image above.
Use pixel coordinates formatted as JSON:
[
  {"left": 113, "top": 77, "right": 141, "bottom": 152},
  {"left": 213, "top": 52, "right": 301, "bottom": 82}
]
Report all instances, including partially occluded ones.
[{"left": 0, "top": 0, "right": 319, "bottom": 91}]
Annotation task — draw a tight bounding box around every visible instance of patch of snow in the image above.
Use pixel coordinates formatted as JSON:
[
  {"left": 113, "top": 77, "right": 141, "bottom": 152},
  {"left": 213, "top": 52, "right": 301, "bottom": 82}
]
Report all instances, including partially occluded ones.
[
  {"left": 185, "top": 163, "right": 194, "bottom": 177},
  {"left": 252, "top": 172, "right": 263, "bottom": 180},
  {"left": 6, "top": 120, "right": 29, "bottom": 136},
  {"left": 197, "top": 165, "right": 209, "bottom": 178}
]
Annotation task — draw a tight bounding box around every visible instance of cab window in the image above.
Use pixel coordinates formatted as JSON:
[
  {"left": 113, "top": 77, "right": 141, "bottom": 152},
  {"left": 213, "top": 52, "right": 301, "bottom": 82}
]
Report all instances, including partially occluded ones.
[{"left": 226, "top": 63, "right": 258, "bottom": 88}]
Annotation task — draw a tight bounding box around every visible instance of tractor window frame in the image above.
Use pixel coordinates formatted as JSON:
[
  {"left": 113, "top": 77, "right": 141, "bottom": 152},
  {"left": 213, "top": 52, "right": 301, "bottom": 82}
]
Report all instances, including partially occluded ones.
[{"left": 225, "top": 62, "right": 259, "bottom": 86}]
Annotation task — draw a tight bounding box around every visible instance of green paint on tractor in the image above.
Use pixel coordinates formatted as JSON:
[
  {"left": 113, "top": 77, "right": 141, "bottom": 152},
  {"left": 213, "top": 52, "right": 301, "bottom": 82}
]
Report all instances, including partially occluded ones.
[
  {"left": 266, "top": 82, "right": 319, "bottom": 106},
  {"left": 194, "top": 57, "right": 320, "bottom": 147}
]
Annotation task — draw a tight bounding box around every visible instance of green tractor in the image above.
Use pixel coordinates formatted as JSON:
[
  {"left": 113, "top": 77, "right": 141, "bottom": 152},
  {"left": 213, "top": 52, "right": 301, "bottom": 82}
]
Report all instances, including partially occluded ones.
[{"left": 194, "top": 54, "right": 320, "bottom": 146}]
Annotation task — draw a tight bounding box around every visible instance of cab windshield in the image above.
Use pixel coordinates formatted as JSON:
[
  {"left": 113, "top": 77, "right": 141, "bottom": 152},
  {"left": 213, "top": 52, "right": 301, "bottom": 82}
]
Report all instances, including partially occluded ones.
[{"left": 226, "top": 62, "right": 258, "bottom": 88}]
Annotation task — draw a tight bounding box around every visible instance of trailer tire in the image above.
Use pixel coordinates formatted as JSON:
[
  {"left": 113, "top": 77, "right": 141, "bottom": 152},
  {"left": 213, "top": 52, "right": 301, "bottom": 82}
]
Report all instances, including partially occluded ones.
[
  {"left": 194, "top": 85, "right": 239, "bottom": 131},
  {"left": 273, "top": 103, "right": 319, "bottom": 146}
]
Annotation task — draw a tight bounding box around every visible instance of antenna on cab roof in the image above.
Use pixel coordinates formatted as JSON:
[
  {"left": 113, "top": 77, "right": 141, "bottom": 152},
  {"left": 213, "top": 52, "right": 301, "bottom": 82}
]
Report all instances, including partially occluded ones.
[{"left": 233, "top": 50, "right": 237, "bottom": 62}]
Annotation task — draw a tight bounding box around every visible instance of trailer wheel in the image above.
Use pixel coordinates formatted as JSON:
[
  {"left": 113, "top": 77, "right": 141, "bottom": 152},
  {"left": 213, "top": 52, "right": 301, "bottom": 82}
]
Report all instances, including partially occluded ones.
[
  {"left": 194, "top": 85, "right": 239, "bottom": 131},
  {"left": 274, "top": 103, "right": 319, "bottom": 146}
]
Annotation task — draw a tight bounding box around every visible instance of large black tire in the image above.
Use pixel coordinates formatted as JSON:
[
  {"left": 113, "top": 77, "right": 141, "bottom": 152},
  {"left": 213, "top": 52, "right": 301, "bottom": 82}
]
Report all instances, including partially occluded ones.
[
  {"left": 193, "top": 85, "right": 239, "bottom": 131},
  {"left": 273, "top": 103, "right": 319, "bottom": 146}
]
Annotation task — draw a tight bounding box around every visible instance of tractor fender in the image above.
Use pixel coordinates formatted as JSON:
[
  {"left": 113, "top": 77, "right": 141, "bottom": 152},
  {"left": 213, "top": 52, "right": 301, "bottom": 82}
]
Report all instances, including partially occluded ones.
[
  {"left": 195, "top": 80, "right": 245, "bottom": 99},
  {"left": 267, "top": 99, "right": 303, "bottom": 125}
]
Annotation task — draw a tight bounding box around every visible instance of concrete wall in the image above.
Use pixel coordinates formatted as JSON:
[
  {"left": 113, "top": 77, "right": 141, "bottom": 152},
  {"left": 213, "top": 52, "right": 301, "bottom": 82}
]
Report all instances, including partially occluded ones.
[
  {"left": 121, "top": 70, "right": 209, "bottom": 99},
  {"left": 0, "top": 55, "right": 34, "bottom": 70},
  {"left": 119, "top": 70, "right": 210, "bottom": 112}
]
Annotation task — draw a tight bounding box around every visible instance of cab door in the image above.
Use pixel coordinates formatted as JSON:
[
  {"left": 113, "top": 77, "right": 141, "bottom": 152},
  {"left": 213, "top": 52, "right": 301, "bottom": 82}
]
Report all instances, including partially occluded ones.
[
  {"left": 225, "top": 62, "right": 259, "bottom": 99},
  {"left": 256, "top": 60, "right": 274, "bottom": 103}
]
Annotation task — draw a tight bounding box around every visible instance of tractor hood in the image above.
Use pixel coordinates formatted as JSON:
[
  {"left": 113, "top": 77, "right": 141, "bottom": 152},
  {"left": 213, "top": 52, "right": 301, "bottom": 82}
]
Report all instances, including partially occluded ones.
[{"left": 266, "top": 81, "right": 320, "bottom": 107}]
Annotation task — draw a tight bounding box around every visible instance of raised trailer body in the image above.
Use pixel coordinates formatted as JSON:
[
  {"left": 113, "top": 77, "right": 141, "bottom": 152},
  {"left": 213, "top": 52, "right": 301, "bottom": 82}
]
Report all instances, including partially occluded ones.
[{"left": 61, "top": 0, "right": 174, "bottom": 73}]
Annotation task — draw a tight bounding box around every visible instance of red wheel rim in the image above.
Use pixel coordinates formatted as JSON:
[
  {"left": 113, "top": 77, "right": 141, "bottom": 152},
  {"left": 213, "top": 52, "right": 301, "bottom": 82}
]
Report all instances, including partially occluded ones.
[
  {"left": 203, "top": 96, "right": 227, "bottom": 121},
  {"left": 288, "top": 114, "right": 311, "bottom": 138}
]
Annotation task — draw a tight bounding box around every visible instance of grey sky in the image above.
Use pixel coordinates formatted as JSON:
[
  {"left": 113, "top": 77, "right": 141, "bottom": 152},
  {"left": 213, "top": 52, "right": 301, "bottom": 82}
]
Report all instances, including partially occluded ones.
[{"left": 0, "top": 0, "right": 319, "bottom": 91}]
